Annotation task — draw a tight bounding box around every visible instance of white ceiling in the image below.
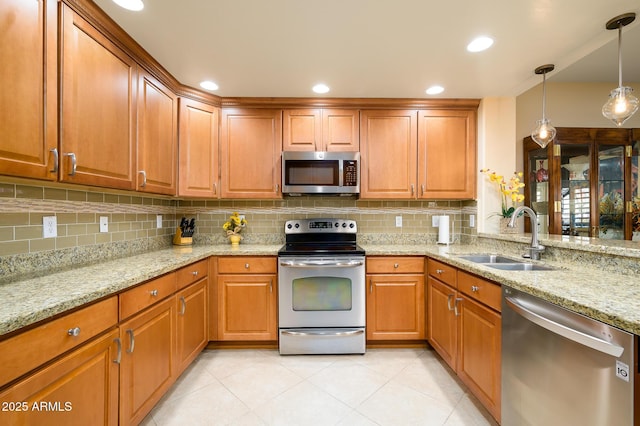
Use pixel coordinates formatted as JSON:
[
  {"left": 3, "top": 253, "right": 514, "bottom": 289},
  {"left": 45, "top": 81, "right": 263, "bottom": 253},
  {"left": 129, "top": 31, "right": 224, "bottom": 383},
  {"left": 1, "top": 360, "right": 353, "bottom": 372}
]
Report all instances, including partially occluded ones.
[{"left": 93, "top": 0, "right": 640, "bottom": 99}]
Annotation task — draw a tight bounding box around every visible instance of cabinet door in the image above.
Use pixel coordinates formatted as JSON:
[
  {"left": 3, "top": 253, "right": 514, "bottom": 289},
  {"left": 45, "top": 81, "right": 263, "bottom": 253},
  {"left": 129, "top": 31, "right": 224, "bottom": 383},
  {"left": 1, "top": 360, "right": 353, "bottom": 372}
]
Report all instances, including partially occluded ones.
[
  {"left": 418, "top": 109, "right": 476, "bottom": 199},
  {"left": 366, "top": 274, "right": 425, "bottom": 340},
  {"left": 120, "top": 297, "right": 176, "bottom": 426},
  {"left": 178, "top": 98, "right": 219, "bottom": 197},
  {"left": 0, "top": 0, "right": 57, "bottom": 180},
  {"left": 283, "top": 109, "right": 321, "bottom": 151},
  {"left": 0, "top": 330, "right": 119, "bottom": 426},
  {"left": 137, "top": 71, "right": 178, "bottom": 195},
  {"left": 176, "top": 278, "right": 208, "bottom": 374},
  {"left": 217, "top": 274, "right": 277, "bottom": 340},
  {"left": 427, "top": 276, "right": 457, "bottom": 370},
  {"left": 60, "top": 5, "right": 137, "bottom": 190},
  {"left": 220, "top": 109, "right": 282, "bottom": 198},
  {"left": 322, "top": 109, "right": 359, "bottom": 151},
  {"left": 457, "top": 296, "right": 501, "bottom": 422},
  {"left": 360, "top": 110, "right": 417, "bottom": 199}
]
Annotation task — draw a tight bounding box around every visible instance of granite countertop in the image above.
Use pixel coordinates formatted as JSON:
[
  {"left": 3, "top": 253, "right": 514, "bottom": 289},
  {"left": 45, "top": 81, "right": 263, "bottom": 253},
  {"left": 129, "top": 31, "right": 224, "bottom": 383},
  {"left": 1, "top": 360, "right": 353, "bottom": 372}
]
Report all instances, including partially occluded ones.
[{"left": 2, "top": 239, "right": 640, "bottom": 338}]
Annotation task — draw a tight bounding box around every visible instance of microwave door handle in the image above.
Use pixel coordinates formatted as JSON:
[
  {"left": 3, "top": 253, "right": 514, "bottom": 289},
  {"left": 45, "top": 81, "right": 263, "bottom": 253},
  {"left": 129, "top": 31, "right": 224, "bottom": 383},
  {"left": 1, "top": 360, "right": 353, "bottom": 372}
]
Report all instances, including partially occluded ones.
[{"left": 279, "top": 260, "right": 364, "bottom": 268}]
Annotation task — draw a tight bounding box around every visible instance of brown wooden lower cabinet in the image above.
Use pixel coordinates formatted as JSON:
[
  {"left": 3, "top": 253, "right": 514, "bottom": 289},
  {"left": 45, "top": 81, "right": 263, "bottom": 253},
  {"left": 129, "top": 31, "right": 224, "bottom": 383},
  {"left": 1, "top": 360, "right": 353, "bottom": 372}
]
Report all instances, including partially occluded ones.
[
  {"left": 119, "top": 294, "right": 176, "bottom": 426},
  {"left": 427, "top": 259, "right": 501, "bottom": 423},
  {"left": 0, "top": 329, "right": 120, "bottom": 426},
  {"left": 176, "top": 277, "right": 208, "bottom": 374}
]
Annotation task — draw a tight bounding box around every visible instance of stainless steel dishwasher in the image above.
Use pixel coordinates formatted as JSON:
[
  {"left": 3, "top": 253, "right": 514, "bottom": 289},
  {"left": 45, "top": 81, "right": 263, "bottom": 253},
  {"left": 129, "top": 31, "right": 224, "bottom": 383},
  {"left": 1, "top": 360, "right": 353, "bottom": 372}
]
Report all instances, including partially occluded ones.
[{"left": 502, "top": 286, "right": 636, "bottom": 425}]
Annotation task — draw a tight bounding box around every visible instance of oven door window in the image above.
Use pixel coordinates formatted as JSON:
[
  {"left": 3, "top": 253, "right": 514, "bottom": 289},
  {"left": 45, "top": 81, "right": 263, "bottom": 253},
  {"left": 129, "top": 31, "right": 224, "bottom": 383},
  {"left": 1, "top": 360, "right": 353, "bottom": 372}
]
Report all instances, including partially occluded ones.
[
  {"left": 292, "top": 276, "right": 352, "bottom": 311},
  {"left": 285, "top": 160, "right": 339, "bottom": 186}
]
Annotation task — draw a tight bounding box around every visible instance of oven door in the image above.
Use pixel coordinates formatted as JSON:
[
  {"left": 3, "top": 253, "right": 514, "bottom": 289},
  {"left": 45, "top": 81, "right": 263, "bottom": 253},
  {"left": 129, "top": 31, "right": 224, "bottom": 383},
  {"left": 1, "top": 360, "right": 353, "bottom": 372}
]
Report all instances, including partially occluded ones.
[{"left": 278, "top": 256, "right": 365, "bottom": 328}]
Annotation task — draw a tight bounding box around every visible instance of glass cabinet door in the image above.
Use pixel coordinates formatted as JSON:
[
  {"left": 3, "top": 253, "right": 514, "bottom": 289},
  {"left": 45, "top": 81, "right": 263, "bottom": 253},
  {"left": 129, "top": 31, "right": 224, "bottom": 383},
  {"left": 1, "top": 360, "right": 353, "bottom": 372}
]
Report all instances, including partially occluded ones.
[
  {"left": 597, "top": 145, "right": 625, "bottom": 239},
  {"left": 632, "top": 141, "right": 640, "bottom": 241},
  {"left": 527, "top": 148, "right": 549, "bottom": 233},
  {"left": 559, "top": 144, "right": 591, "bottom": 236}
]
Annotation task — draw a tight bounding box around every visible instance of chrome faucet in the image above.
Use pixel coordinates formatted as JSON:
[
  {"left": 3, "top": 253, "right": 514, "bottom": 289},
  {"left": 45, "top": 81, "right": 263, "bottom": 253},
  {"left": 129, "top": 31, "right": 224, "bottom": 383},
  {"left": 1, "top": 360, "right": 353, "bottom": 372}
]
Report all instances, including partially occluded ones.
[{"left": 508, "top": 206, "right": 545, "bottom": 260}]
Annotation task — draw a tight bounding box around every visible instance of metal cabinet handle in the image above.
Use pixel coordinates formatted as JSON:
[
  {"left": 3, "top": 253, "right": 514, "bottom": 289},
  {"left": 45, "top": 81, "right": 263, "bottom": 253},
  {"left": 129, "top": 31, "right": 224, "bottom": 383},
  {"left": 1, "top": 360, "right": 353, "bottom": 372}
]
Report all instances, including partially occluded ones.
[
  {"left": 471, "top": 285, "right": 479, "bottom": 292},
  {"left": 269, "top": 280, "right": 273, "bottom": 293},
  {"left": 113, "top": 338, "right": 122, "bottom": 364},
  {"left": 394, "top": 263, "right": 399, "bottom": 268},
  {"left": 446, "top": 294, "right": 454, "bottom": 311},
  {"left": 65, "top": 153, "right": 76, "bottom": 176},
  {"left": 369, "top": 279, "right": 373, "bottom": 294},
  {"left": 454, "top": 298, "right": 464, "bottom": 316},
  {"left": 213, "top": 183, "right": 217, "bottom": 194},
  {"left": 126, "top": 329, "right": 135, "bottom": 353},
  {"left": 49, "top": 148, "right": 58, "bottom": 173},
  {"left": 421, "top": 184, "right": 425, "bottom": 195},
  {"left": 245, "top": 263, "right": 250, "bottom": 269},
  {"left": 150, "top": 289, "right": 158, "bottom": 297},
  {"left": 410, "top": 184, "right": 415, "bottom": 195},
  {"left": 179, "top": 296, "right": 186, "bottom": 315},
  {"left": 436, "top": 269, "right": 444, "bottom": 274},
  {"left": 138, "top": 170, "right": 147, "bottom": 187},
  {"left": 192, "top": 271, "right": 198, "bottom": 277},
  {"left": 67, "top": 326, "right": 81, "bottom": 337},
  {"left": 275, "top": 183, "right": 280, "bottom": 193}
]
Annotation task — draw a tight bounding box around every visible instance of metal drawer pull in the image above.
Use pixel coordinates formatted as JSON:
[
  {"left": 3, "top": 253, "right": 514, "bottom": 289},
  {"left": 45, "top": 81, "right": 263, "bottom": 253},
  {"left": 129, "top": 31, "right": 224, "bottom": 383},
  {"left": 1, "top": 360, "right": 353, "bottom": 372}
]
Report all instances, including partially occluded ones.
[
  {"left": 113, "top": 338, "right": 122, "bottom": 364},
  {"left": 179, "top": 296, "right": 186, "bottom": 315},
  {"left": 65, "top": 153, "right": 76, "bottom": 176},
  {"left": 49, "top": 148, "right": 58, "bottom": 173},
  {"left": 245, "top": 263, "right": 250, "bottom": 269},
  {"left": 454, "top": 298, "right": 464, "bottom": 316},
  {"left": 280, "top": 260, "right": 364, "bottom": 268},
  {"left": 126, "top": 329, "right": 135, "bottom": 353},
  {"left": 471, "top": 285, "right": 479, "bottom": 292},
  {"left": 192, "top": 271, "right": 198, "bottom": 277},
  {"left": 150, "top": 289, "right": 158, "bottom": 297},
  {"left": 436, "top": 269, "right": 444, "bottom": 274},
  {"left": 394, "top": 263, "right": 399, "bottom": 268},
  {"left": 138, "top": 170, "right": 147, "bottom": 187},
  {"left": 67, "top": 327, "right": 81, "bottom": 337}
]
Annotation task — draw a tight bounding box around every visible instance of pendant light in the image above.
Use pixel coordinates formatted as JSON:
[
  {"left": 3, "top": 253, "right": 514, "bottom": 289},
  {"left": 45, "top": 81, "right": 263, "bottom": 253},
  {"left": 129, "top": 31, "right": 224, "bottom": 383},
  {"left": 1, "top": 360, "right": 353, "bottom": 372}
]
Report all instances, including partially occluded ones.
[
  {"left": 531, "top": 64, "right": 556, "bottom": 148},
  {"left": 602, "top": 13, "right": 638, "bottom": 126}
]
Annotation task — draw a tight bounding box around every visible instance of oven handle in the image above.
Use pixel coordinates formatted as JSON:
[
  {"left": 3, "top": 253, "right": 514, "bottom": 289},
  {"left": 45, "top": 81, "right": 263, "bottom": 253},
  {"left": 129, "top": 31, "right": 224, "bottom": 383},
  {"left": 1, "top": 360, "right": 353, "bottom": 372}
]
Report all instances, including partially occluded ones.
[
  {"left": 279, "top": 260, "right": 364, "bottom": 268},
  {"left": 280, "top": 329, "right": 364, "bottom": 337}
]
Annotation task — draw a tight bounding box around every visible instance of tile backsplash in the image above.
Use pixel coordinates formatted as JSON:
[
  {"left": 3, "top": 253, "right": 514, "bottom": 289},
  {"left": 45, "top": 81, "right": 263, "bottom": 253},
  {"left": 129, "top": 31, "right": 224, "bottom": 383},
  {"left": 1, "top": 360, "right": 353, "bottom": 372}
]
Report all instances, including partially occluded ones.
[{"left": 0, "top": 179, "right": 477, "bottom": 277}]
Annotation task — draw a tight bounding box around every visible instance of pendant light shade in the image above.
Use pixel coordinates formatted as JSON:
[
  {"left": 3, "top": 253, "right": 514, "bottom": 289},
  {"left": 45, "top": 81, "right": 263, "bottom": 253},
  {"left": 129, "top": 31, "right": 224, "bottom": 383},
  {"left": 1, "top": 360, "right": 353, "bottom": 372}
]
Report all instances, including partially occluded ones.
[
  {"left": 531, "top": 64, "right": 556, "bottom": 148},
  {"left": 602, "top": 13, "right": 638, "bottom": 126}
]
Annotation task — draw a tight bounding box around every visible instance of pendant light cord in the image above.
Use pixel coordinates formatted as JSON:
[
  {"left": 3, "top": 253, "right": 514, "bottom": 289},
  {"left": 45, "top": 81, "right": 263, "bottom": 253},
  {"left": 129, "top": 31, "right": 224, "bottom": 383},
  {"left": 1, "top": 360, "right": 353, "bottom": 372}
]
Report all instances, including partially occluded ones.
[
  {"left": 617, "top": 24, "right": 623, "bottom": 88},
  {"left": 541, "top": 71, "right": 547, "bottom": 120}
]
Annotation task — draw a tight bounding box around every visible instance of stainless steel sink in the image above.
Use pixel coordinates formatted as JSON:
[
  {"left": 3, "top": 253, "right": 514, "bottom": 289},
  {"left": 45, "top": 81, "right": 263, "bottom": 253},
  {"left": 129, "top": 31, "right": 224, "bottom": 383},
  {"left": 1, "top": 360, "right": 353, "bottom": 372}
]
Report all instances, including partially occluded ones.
[
  {"left": 486, "top": 263, "right": 556, "bottom": 271},
  {"left": 455, "top": 254, "right": 556, "bottom": 271},
  {"left": 456, "top": 254, "right": 521, "bottom": 264}
]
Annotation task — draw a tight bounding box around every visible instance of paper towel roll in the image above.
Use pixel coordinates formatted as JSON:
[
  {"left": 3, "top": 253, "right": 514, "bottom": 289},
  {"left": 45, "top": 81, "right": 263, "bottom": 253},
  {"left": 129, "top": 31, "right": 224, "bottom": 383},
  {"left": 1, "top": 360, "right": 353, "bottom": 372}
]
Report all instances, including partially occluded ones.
[{"left": 438, "top": 215, "right": 450, "bottom": 244}]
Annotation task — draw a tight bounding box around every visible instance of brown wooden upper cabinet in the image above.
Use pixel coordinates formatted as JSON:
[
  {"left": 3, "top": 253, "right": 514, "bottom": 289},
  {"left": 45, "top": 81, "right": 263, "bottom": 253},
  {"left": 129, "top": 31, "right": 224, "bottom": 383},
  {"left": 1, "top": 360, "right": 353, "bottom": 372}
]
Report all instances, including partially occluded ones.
[
  {"left": 60, "top": 5, "right": 137, "bottom": 190},
  {"left": 220, "top": 108, "right": 283, "bottom": 199},
  {"left": 136, "top": 71, "right": 178, "bottom": 195},
  {"left": 0, "top": 0, "right": 58, "bottom": 181},
  {"left": 178, "top": 98, "right": 220, "bottom": 198},
  {"left": 283, "top": 109, "right": 359, "bottom": 152},
  {"left": 360, "top": 109, "right": 476, "bottom": 199}
]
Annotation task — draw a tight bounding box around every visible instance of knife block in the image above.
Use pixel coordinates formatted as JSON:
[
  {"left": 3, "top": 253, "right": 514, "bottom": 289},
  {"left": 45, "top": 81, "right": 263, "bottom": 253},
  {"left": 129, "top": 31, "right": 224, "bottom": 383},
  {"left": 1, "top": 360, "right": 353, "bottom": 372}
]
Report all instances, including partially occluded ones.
[{"left": 172, "top": 227, "right": 192, "bottom": 246}]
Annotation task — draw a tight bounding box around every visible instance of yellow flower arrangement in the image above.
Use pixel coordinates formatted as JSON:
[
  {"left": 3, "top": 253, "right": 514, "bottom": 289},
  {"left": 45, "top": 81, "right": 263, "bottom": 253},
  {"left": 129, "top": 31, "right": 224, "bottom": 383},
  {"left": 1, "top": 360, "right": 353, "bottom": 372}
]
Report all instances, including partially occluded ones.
[
  {"left": 480, "top": 168, "right": 525, "bottom": 218},
  {"left": 222, "top": 212, "right": 247, "bottom": 238}
]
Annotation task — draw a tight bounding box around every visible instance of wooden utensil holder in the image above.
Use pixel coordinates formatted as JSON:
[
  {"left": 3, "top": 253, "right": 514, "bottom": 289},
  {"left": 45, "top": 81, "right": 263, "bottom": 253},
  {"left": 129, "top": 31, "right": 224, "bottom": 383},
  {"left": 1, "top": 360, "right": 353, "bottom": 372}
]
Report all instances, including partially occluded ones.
[{"left": 173, "top": 227, "right": 192, "bottom": 246}]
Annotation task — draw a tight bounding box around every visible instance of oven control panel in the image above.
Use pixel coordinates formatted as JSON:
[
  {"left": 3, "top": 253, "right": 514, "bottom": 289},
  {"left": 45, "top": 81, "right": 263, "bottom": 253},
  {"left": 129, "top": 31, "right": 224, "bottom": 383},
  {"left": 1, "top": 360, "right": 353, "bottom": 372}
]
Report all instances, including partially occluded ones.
[{"left": 284, "top": 219, "right": 357, "bottom": 234}]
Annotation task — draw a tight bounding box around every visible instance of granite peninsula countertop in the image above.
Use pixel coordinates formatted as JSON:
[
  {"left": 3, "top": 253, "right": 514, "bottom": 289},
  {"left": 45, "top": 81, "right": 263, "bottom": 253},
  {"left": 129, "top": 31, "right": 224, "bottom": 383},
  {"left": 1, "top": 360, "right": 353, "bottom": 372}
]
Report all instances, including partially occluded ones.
[{"left": 2, "top": 237, "right": 640, "bottom": 337}]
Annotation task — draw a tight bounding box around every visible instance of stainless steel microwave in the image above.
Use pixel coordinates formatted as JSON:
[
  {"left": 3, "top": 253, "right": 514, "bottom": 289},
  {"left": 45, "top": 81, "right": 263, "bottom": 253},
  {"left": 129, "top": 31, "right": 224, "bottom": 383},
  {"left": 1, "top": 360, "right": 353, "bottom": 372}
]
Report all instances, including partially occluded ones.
[{"left": 281, "top": 151, "right": 360, "bottom": 195}]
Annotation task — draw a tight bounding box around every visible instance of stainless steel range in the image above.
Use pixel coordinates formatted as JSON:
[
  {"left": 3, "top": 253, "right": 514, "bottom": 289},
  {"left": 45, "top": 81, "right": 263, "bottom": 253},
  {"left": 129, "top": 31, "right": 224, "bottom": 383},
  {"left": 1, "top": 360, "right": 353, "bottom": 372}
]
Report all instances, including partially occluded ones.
[{"left": 278, "top": 219, "right": 366, "bottom": 355}]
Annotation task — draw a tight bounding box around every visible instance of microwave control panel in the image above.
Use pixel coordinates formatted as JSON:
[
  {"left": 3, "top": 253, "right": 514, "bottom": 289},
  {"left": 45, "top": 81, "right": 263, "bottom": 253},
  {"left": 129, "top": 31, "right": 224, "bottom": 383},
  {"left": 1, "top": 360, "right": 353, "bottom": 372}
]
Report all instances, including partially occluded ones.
[{"left": 343, "top": 161, "right": 358, "bottom": 186}]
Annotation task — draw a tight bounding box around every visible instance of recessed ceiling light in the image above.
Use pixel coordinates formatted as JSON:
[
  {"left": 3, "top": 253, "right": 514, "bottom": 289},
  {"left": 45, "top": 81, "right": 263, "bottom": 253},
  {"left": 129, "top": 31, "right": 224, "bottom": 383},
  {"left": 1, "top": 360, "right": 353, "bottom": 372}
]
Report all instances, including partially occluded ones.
[
  {"left": 112, "top": 0, "right": 144, "bottom": 11},
  {"left": 426, "top": 85, "right": 445, "bottom": 95},
  {"left": 200, "top": 80, "right": 219, "bottom": 91},
  {"left": 467, "top": 36, "right": 494, "bottom": 52},
  {"left": 312, "top": 84, "right": 330, "bottom": 94}
]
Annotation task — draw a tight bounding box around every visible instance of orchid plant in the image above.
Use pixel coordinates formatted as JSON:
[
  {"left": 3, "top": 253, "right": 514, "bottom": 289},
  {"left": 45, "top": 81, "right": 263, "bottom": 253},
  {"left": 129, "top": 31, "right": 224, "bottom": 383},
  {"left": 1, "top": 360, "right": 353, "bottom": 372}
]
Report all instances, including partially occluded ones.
[{"left": 480, "top": 168, "right": 525, "bottom": 218}]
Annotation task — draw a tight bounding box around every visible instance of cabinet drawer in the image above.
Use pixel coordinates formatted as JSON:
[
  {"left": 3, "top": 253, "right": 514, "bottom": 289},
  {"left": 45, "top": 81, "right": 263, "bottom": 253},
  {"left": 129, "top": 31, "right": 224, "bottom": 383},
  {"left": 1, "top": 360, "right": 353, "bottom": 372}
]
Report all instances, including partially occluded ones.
[
  {"left": 218, "top": 257, "right": 277, "bottom": 274},
  {"left": 458, "top": 270, "right": 501, "bottom": 312},
  {"left": 119, "top": 273, "right": 177, "bottom": 320},
  {"left": 366, "top": 256, "right": 424, "bottom": 274},
  {"left": 0, "top": 296, "right": 118, "bottom": 387},
  {"left": 427, "top": 258, "right": 457, "bottom": 288},
  {"left": 176, "top": 259, "right": 208, "bottom": 290}
]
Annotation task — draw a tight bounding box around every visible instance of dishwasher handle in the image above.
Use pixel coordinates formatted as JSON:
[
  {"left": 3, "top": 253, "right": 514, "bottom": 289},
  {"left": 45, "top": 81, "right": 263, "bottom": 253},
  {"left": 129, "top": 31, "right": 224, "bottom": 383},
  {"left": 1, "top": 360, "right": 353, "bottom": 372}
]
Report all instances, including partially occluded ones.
[{"left": 505, "top": 296, "right": 624, "bottom": 358}]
